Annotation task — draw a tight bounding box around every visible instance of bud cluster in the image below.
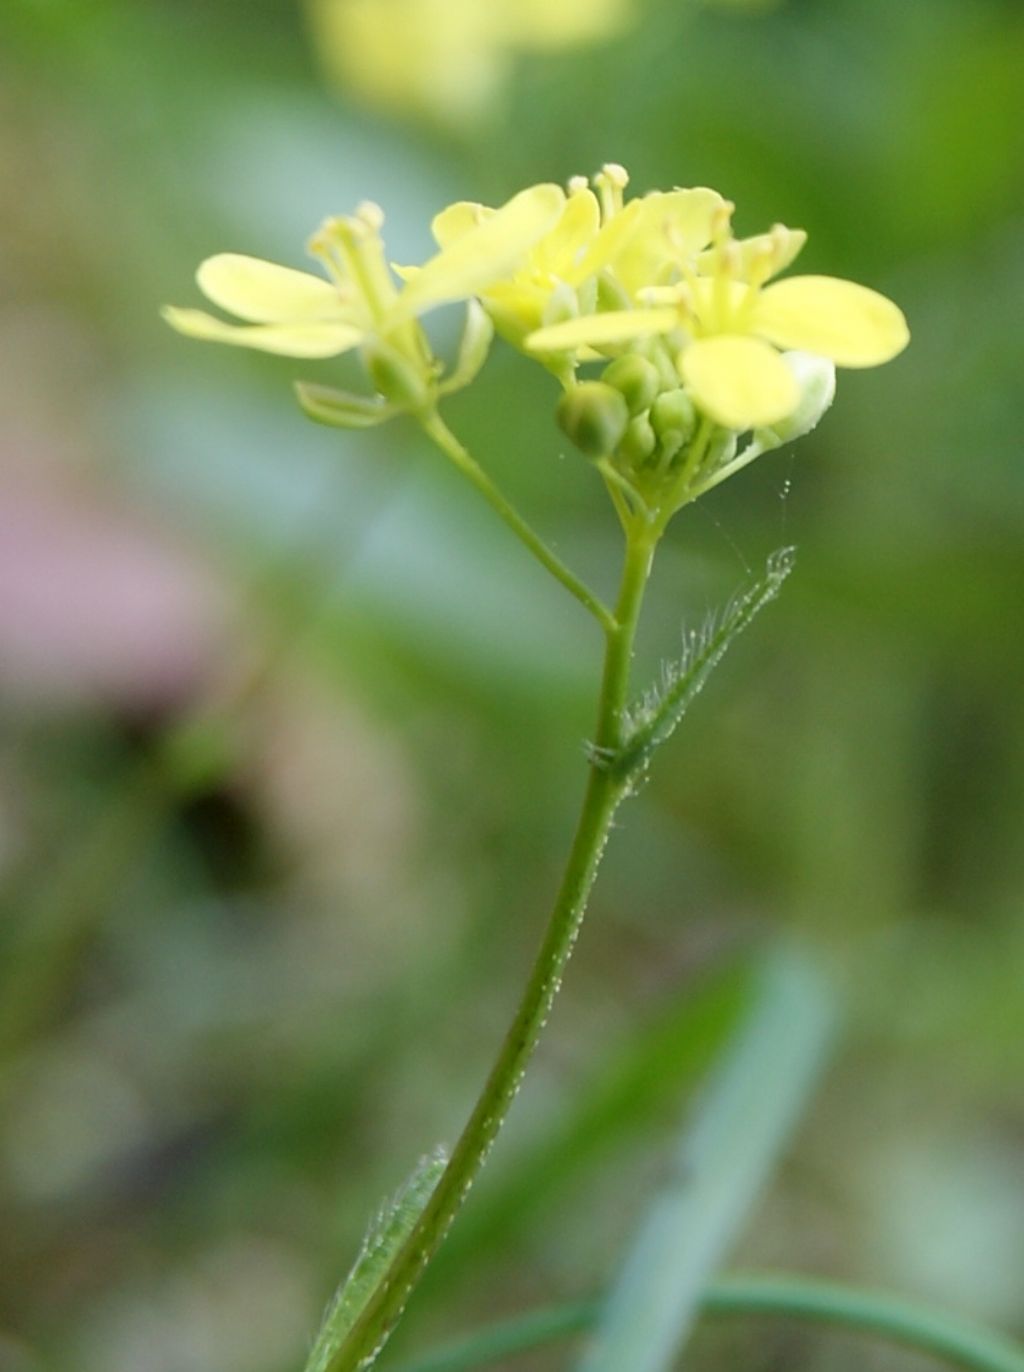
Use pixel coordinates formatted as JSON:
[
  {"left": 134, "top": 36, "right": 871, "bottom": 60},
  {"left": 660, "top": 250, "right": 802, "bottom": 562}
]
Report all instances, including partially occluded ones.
[{"left": 557, "top": 344, "right": 836, "bottom": 520}]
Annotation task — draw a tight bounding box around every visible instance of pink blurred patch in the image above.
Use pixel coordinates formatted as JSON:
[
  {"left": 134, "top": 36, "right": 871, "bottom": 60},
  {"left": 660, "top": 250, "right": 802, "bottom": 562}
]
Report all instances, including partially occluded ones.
[{"left": 0, "top": 458, "right": 223, "bottom": 714}]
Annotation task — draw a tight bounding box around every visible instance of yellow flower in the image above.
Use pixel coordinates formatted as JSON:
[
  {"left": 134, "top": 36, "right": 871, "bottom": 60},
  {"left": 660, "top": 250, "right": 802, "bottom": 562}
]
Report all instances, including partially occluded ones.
[
  {"left": 306, "top": 0, "right": 629, "bottom": 125},
  {"left": 527, "top": 200, "right": 909, "bottom": 430},
  {"left": 431, "top": 166, "right": 725, "bottom": 359},
  {"left": 162, "top": 186, "right": 565, "bottom": 402}
]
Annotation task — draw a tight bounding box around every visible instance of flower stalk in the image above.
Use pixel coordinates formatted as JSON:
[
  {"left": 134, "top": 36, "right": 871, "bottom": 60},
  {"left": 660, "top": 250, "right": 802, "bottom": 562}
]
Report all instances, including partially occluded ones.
[
  {"left": 162, "top": 162, "right": 912, "bottom": 1372},
  {"left": 324, "top": 519, "right": 655, "bottom": 1372},
  {"left": 420, "top": 411, "right": 616, "bottom": 633}
]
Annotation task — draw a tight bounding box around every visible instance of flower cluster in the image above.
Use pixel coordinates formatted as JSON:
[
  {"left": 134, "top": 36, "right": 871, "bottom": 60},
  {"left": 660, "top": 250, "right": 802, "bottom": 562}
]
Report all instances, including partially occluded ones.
[
  {"left": 163, "top": 186, "right": 564, "bottom": 427},
  {"left": 163, "top": 164, "right": 908, "bottom": 519}
]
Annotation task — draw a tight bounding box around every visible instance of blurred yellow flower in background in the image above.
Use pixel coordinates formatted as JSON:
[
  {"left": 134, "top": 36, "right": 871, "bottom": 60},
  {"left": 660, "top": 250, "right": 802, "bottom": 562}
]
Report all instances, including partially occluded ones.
[{"left": 306, "top": 0, "right": 630, "bottom": 124}]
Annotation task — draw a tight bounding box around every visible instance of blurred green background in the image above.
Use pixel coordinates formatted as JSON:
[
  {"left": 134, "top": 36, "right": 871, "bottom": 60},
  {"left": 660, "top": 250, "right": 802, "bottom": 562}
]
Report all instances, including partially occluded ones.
[{"left": 1, "top": 1, "right": 1022, "bottom": 1369}]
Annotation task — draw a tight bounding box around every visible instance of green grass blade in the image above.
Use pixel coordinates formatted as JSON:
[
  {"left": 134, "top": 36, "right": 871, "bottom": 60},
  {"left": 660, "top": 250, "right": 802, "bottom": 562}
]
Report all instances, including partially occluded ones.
[
  {"left": 576, "top": 946, "right": 836, "bottom": 1372},
  {"left": 388, "top": 1274, "right": 1024, "bottom": 1372}
]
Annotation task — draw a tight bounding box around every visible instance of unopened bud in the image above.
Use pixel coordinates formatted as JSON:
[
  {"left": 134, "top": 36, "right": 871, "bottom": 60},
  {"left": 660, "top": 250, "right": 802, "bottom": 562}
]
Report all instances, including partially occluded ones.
[
  {"left": 657, "top": 428, "right": 686, "bottom": 464},
  {"left": 602, "top": 355, "right": 661, "bottom": 416},
  {"left": 618, "top": 413, "right": 657, "bottom": 467},
  {"left": 650, "top": 388, "right": 697, "bottom": 442},
  {"left": 754, "top": 352, "right": 835, "bottom": 451},
  {"left": 557, "top": 382, "right": 630, "bottom": 458}
]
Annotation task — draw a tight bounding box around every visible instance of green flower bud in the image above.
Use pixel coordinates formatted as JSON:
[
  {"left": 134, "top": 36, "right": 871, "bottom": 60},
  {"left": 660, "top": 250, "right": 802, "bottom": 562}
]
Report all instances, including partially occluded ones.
[
  {"left": 557, "top": 381, "right": 630, "bottom": 458},
  {"left": 753, "top": 352, "right": 836, "bottom": 451},
  {"left": 657, "top": 428, "right": 686, "bottom": 465},
  {"left": 602, "top": 355, "right": 661, "bottom": 416},
  {"left": 617, "top": 412, "right": 657, "bottom": 467},
  {"left": 650, "top": 388, "right": 697, "bottom": 442},
  {"left": 364, "top": 342, "right": 431, "bottom": 410}
]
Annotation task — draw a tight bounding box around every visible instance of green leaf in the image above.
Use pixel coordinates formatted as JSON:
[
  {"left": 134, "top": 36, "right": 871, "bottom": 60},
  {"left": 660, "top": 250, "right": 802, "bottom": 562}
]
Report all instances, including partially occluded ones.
[
  {"left": 295, "top": 381, "right": 397, "bottom": 429},
  {"left": 575, "top": 947, "right": 836, "bottom": 1372},
  {"left": 603, "top": 546, "right": 795, "bottom": 783},
  {"left": 305, "top": 1149, "right": 448, "bottom": 1372}
]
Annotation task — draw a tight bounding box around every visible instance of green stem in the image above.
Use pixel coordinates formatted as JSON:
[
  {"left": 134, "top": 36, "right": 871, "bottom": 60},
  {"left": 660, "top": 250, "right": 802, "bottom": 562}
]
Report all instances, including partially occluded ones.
[
  {"left": 391, "top": 1274, "right": 1024, "bottom": 1372},
  {"left": 421, "top": 411, "right": 616, "bottom": 633},
  {"left": 692, "top": 435, "right": 767, "bottom": 499},
  {"left": 327, "top": 531, "right": 657, "bottom": 1372}
]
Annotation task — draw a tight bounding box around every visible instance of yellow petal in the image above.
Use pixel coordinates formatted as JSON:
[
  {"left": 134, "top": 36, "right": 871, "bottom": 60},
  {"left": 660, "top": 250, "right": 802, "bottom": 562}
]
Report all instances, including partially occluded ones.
[
  {"left": 161, "top": 307, "right": 363, "bottom": 358},
  {"left": 526, "top": 308, "right": 679, "bottom": 352},
  {"left": 680, "top": 335, "right": 800, "bottom": 429},
  {"left": 196, "top": 254, "right": 345, "bottom": 323},
  {"left": 431, "top": 200, "right": 490, "bottom": 249},
  {"left": 697, "top": 225, "right": 806, "bottom": 280},
  {"left": 573, "top": 197, "right": 645, "bottom": 279},
  {"left": 399, "top": 183, "right": 566, "bottom": 317},
  {"left": 611, "top": 188, "right": 725, "bottom": 297},
  {"left": 753, "top": 275, "right": 909, "bottom": 367},
  {"left": 540, "top": 188, "right": 601, "bottom": 279},
  {"left": 641, "top": 188, "right": 725, "bottom": 256}
]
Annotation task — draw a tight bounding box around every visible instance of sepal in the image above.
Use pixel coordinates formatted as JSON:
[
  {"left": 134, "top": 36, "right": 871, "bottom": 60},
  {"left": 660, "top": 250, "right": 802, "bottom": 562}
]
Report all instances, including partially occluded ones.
[
  {"left": 439, "top": 299, "right": 495, "bottom": 396},
  {"left": 295, "top": 381, "right": 397, "bottom": 429},
  {"left": 752, "top": 351, "right": 836, "bottom": 452}
]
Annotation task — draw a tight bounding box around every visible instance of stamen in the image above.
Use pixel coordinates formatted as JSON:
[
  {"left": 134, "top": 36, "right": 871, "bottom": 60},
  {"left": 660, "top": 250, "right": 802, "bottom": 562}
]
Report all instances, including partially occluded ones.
[
  {"left": 593, "top": 163, "right": 630, "bottom": 221},
  {"left": 356, "top": 200, "right": 385, "bottom": 231},
  {"left": 737, "top": 243, "right": 775, "bottom": 326},
  {"left": 308, "top": 220, "right": 351, "bottom": 291},
  {"left": 710, "top": 201, "right": 735, "bottom": 248},
  {"left": 310, "top": 213, "right": 392, "bottom": 321},
  {"left": 567, "top": 175, "right": 589, "bottom": 195},
  {"left": 712, "top": 238, "right": 739, "bottom": 330},
  {"left": 678, "top": 259, "right": 704, "bottom": 333}
]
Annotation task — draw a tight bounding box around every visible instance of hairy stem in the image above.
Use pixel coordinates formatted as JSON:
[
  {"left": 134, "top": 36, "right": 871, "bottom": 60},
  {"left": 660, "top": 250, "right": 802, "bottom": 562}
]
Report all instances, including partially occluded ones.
[
  {"left": 421, "top": 411, "right": 616, "bottom": 632},
  {"left": 326, "top": 530, "right": 656, "bottom": 1371}
]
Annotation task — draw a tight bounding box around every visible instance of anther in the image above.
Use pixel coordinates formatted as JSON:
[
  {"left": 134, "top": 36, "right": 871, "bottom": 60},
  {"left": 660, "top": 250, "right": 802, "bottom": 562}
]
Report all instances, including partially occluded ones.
[
  {"left": 710, "top": 201, "right": 735, "bottom": 246},
  {"left": 601, "top": 162, "right": 629, "bottom": 189},
  {"left": 356, "top": 200, "right": 385, "bottom": 231}
]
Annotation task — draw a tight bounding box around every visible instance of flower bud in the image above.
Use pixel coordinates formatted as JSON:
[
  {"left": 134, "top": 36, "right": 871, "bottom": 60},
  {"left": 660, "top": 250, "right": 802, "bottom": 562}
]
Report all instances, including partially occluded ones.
[
  {"left": 617, "top": 413, "right": 657, "bottom": 467},
  {"left": 650, "top": 388, "right": 697, "bottom": 442},
  {"left": 754, "top": 352, "right": 836, "bottom": 451},
  {"left": 656, "top": 428, "right": 686, "bottom": 465},
  {"left": 557, "top": 381, "right": 630, "bottom": 458},
  {"left": 602, "top": 355, "right": 661, "bottom": 416}
]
